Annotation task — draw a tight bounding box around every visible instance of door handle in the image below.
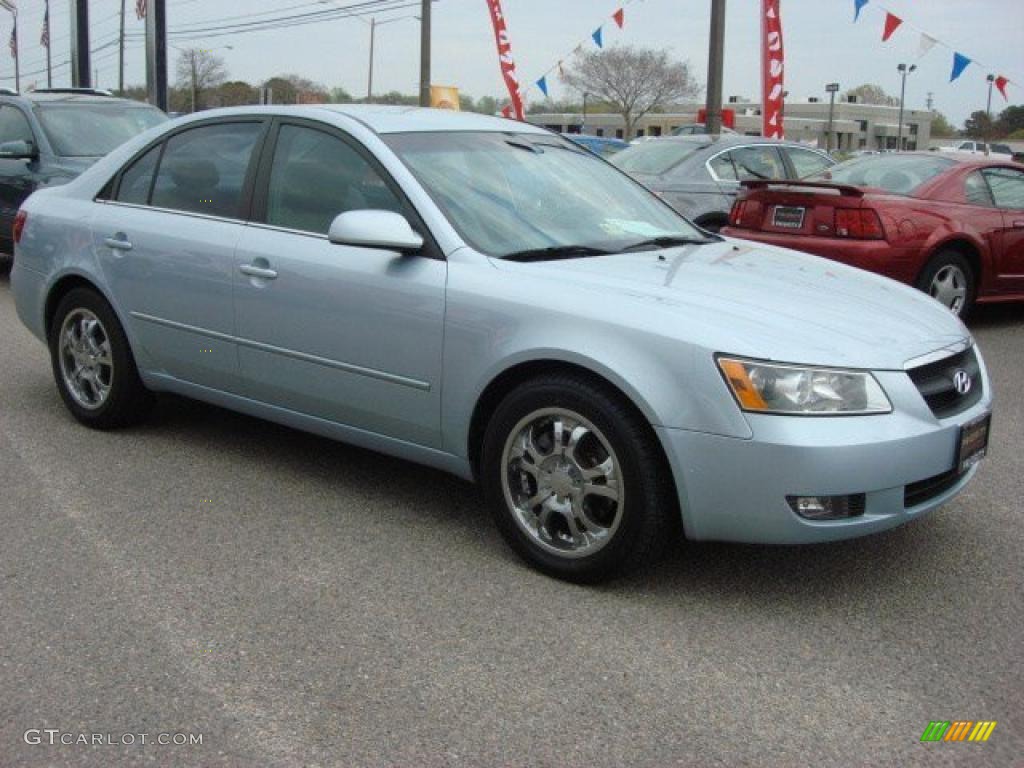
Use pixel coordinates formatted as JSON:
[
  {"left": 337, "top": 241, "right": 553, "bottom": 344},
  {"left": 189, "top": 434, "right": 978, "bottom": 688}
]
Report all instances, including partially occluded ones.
[
  {"left": 104, "top": 236, "right": 133, "bottom": 251},
  {"left": 239, "top": 264, "right": 278, "bottom": 280},
  {"left": 1013, "top": 220, "right": 1024, "bottom": 229}
]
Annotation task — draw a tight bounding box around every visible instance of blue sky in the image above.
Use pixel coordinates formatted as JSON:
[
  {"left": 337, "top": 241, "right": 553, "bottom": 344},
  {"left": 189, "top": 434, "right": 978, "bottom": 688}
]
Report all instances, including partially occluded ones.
[{"left": 5, "top": 0, "right": 1022, "bottom": 126}]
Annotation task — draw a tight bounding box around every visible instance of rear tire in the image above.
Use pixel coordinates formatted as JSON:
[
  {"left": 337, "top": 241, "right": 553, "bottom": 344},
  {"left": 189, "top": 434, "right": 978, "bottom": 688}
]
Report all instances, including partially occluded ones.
[
  {"left": 916, "top": 250, "right": 976, "bottom": 318},
  {"left": 480, "top": 373, "right": 677, "bottom": 583},
  {"left": 48, "top": 287, "right": 154, "bottom": 429}
]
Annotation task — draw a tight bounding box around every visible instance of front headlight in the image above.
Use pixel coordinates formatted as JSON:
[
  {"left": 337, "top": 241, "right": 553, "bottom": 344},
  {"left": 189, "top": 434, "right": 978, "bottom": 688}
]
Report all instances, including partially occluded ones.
[{"left": 717, "top": 356, "right": 891, "bottom": 415}]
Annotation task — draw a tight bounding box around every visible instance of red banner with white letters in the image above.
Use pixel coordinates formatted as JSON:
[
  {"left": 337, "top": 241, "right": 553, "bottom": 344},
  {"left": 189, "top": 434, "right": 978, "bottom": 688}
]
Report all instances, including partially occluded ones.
[
  {"left": 486, "top": 0, "right": 525, "bottom": 120},
  {"left": 761, "top": 0, "right": 785, "bottom": 139}
]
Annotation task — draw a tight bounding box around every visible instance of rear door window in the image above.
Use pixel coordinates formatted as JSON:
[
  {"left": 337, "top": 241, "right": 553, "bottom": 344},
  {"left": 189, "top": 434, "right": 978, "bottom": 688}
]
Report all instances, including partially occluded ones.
[
  {"left": 150, "top": 122, "right": 262, "bottom": 219},
  {"left": 729, "top": 145, "right": 786, "bottom": 181},
  {"left": 964, "top": 171, "right": 995, "bottom": 207},
  {"left": 707, "top": 151, "right": 738, "bottom": 181},
  {"left": 784, "top": 147, "right": 833, "bottom": 179},
  {"left": 0, "top": 105, "right": 36, "bottom": 147}
]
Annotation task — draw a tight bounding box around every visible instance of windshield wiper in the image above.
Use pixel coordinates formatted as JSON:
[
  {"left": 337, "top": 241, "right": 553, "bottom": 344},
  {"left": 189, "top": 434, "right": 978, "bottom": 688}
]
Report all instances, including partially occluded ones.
[
  {"left": 501, "top": 244, "right": 615, "bottom": 262},
  {"left": 619, "top": 235, "right": 718, "bottom": 253}
]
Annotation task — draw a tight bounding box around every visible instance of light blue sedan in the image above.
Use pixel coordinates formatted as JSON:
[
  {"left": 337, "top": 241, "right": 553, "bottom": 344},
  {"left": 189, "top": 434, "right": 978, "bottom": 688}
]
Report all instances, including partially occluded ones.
[{"left": 10, "top": 106, "right": 992, "bottom": 582}]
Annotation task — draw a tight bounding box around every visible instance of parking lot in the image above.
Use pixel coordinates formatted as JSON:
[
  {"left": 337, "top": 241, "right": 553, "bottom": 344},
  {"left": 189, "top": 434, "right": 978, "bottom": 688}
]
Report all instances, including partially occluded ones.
[{"left": 0, "top": 271, "right": 1021, "bottom": 766}]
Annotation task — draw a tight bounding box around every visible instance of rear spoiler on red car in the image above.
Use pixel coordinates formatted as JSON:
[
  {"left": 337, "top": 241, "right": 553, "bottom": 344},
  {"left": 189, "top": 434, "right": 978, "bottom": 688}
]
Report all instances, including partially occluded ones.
[{"left": 739, "top": 179, "right": 865, "bottom": 197}]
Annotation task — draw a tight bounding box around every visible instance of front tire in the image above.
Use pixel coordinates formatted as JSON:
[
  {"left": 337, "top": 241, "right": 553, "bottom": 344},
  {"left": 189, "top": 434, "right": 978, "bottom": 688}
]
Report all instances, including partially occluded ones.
[
  {"left": 48, "top": 287, "right": 154, "bottom": 429},
  {"left": 916, "top": 250, "right": 975, "bottom": 318},
  {"left": 481, "top": 373, "right": 677, "bottom": 583}
]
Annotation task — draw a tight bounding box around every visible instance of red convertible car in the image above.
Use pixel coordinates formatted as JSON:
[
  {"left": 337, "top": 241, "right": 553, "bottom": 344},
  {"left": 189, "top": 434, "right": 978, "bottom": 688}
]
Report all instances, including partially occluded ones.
[{"left": 720, "top": 153, "right": 1024, "bottom": 316}]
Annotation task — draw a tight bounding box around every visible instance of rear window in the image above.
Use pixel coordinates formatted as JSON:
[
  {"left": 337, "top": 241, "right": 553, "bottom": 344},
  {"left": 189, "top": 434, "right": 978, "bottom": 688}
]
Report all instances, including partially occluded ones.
[
  {"left": 610, "top": 141, "right": 701, "bottom": 175},
  {"left": 811, "top": 154, "right": 955, "bottom": 195},
  {"left": 35, "top": 103, "right": 166, "bottom": 157}
]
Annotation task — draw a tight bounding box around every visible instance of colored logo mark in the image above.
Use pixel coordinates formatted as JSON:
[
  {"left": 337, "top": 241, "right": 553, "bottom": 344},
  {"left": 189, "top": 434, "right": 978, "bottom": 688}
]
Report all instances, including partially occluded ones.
[{"left": 920, "top": 721, "right": 997, "bottom": 742}]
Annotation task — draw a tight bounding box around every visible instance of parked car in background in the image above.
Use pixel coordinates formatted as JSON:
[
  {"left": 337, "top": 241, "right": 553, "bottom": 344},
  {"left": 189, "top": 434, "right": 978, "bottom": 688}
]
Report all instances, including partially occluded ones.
[
  {"left": 564, "top": 133, "right": 629, "bottom": 158},
  {"left": 721, "top": 152, "right": 1024, "bottom": 316},
  {"left": 0, "top": 88, "right": 166, "bottom": 258},
  {"left": 671, "top": 124, "right": 738, "bottom": 136},
  {"left": 938, "top": 140, "right": 1013, "bottom": 157},
  {"left": 610, "top": 135, "right": 835, "bottom": 231},
  {"left": 11, "top": 106, "right": 991, "bottom": 582}
]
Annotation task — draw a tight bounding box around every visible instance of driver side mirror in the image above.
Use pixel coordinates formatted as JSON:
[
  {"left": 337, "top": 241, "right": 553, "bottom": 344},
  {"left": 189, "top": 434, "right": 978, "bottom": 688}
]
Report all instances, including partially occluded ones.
[
  {"left": 327, "top": 210, "right": 424, "bottom": 253},
  {"left": 0, "top": 140, "right": 38, "bottom": 160}
]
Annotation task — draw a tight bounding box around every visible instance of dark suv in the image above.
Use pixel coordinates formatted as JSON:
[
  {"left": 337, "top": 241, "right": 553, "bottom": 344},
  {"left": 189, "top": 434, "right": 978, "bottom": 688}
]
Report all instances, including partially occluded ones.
[{"left": 0, "top": 88, "right": 166, "bottom": 257}]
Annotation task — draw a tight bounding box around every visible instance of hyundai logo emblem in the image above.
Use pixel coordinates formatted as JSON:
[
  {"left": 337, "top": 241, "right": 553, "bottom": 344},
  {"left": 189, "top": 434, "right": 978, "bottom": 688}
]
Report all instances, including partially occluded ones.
[{"left": 952, "top": 370, "right": 972, "bottom": 396}]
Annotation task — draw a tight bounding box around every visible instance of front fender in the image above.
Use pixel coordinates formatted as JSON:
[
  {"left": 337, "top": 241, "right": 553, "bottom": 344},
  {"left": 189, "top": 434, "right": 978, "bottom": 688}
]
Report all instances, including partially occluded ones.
[{"left": 439, "top": 260, "right": 753, "bottom": 460}]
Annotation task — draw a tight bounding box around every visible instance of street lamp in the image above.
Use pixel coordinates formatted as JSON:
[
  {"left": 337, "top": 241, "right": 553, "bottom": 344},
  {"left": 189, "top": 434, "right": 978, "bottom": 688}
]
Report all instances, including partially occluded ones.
[
  {"left": 896, "top": 63, "right": 916, "bottom": 151},
  {"left": 985, "top": 73, "right": 996, "bottom": 155},
  {"left": 364, "top": 14, "right": 417, "bottom": 101},
  {"left": 825, "top": 83, "right": 839, "bottom": 153},
  {"left": 582, "top": 92, "right": 589, "bottom": 134}
]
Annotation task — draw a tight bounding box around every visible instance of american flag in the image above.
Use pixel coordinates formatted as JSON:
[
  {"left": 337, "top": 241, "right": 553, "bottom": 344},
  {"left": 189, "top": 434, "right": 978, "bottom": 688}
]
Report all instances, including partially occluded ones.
[
  {"left": 136, "top": 0, "right": 147, "bottom": 20},
  {"left": 8, "top": 21, "right": 15, "bottom": 60},
  {"left": 40, "top": 8, "right": 49, "bottom": 49}
]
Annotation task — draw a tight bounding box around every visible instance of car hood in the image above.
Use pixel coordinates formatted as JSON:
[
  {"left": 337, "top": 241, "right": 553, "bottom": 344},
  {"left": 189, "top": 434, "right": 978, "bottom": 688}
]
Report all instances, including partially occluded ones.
[{"left": 491, "top": 238, "right": 969, "bottom": 370}]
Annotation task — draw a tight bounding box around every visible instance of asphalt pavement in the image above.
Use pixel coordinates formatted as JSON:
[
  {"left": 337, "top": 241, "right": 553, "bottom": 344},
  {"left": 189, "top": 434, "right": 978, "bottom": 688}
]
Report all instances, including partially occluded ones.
[{"left": 1, "top": 267, "right": 1021, "bottom": 767}]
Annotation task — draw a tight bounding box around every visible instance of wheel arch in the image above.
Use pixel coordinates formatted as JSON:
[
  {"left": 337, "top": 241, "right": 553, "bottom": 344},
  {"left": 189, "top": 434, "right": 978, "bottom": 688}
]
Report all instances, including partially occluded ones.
[
  {"left": 918, "top": 236, "right": 985, "bottom": 289},
  {"left": 466, "top": 357, "right": 663, "bottom": 481}
]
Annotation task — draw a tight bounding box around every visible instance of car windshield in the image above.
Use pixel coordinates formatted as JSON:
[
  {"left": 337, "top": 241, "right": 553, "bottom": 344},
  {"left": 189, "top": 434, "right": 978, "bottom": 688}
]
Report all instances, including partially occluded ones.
[
  {"left": 811, "top": 154, "right": 956, "bottom": 195},
  {"left": 608, "top": 140, "right": 702, "bottom": 175},
  {"left": 35, "top": 103, "right": 167, "bottom": 157},
  {"left": 383, "top": 131, "right": 703, "bottom": 258}
]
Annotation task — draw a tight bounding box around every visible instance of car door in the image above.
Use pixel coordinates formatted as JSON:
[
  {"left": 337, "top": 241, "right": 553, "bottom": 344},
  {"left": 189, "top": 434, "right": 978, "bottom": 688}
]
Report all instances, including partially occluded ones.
[
  {"left": 93, "top": 119, "right": 267, "bottom": 392},
  {"left": 982, "top": 166, "right": 1024, "bottom": 291},
  {"left": 233, "top": 119, "right": 446, "bottom": 448},
  {"left": 0, "top": 104, "right": 44, "bottom": 247}
]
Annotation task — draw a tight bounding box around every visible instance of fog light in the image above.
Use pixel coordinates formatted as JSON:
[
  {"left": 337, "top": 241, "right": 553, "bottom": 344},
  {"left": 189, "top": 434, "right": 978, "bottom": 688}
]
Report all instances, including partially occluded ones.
[{"left": 787, "top": 494, "right": 866, "bottom": 520}]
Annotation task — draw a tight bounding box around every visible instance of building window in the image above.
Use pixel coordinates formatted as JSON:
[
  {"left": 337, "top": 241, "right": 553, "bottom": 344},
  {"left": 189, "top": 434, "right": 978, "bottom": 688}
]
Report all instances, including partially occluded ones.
[
  {"left": 566, "top": 125, "right": 581, "bottom": 134},
  {"left": 648, "top": 126, "right": 662, "bottom": 137},
  {"left": 858, "top": 120, "right": 868, "bottom": 132},
  {"left": 595, "top": 128, "right": 604, "bottom": 137},
  {"left": 858, "top": 138, "right": 867, "bottom": 148},
  {"left": 636, "top": 128, "right": 645, "bottom": 137},
  {"left": 909, "top": 123, "right": 918, "bottom": 135},
  {"left": 615, "top": 129, "right": 624, "bottom": 139}
]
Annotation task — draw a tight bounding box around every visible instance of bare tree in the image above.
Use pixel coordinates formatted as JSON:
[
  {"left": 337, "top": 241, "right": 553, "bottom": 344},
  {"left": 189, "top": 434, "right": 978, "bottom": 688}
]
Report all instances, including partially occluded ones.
[
  {"left": 174, "top": 48, "right": 228, "bottom": 112},
  {"left": 561, "top": 46, "right": 701, "bottom": 137},
  {"left": 844, "top": 84, "right": 899, "bottom": 106}
]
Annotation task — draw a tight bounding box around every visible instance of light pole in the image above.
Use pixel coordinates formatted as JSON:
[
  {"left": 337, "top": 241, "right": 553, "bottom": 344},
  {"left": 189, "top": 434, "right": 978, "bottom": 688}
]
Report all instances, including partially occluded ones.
[
  {"left": 365, "top": 15, "right": 416, "bottom": 102},
  {"left": 418, "top": 0, "right": 431, "bottom": 107},
  {"left": 825, "top": 82, "right": 839, "bottom": 153},
  {"left": 705, "top": 0, "right": 727, "bottom": 136},
  {"left": 582, "top": 92, "right": 589, "bottom": 134},
  {"left": 896, "top": 63, "right": 916, "bottom": 151},
  {"left": 985, "top": 73, "right": 995, "bottom": 154}
]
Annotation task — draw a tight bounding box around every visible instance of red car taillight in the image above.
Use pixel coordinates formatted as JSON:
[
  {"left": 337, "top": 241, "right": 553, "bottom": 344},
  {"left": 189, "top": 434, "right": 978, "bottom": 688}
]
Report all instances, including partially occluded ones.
[
  {"left": 834, "top": 208, "right": 885, "bottom": 240},
  {"left": 12, "top": 209, "right": 26, "bottom": 245},
  {"left": 730, "top": 199, "right": 763, "bottom": 229}
]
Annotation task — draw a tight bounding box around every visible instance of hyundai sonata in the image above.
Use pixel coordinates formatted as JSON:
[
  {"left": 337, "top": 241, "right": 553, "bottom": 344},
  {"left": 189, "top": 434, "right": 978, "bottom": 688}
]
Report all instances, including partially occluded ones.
[{"left": 11, "top": 106, "right": 992, "bottom": 582}]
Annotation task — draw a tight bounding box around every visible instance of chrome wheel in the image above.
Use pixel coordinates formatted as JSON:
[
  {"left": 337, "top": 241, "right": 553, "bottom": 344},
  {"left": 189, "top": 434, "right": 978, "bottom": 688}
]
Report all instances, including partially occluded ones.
[
  {"left": 501, "top": 408, "right": 623, "bottom": 559},
  {"left": 58, "top": 308, "right": 114, "bottom": 410},
  {"left": 929, "top": 265, "right": 967, "bottom": 314}
]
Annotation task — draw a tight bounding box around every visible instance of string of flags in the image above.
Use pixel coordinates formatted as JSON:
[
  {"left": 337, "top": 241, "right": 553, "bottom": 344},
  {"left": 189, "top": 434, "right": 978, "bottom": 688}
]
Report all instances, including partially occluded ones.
[
  {"left": 531, "top": 0, "right": 637, "bottom": 101},
  {"left": 852, "top": 0, "right": 1014, "bottom": 97}
]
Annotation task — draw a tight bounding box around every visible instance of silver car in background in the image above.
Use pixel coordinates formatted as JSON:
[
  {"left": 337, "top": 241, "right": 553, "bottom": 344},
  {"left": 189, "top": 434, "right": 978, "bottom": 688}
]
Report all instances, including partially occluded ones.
[
  {"left": 11, "top": 106, "right": 991, "bottom": 582},
  {"left": 610, "top": 135, "right": 835, "bottom": 231}
]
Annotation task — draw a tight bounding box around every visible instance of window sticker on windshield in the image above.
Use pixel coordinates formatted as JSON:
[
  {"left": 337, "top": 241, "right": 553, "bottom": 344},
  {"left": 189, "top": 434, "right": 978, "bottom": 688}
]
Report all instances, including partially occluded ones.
[{"left": 602, "top": 219, "right": 673, "bottom": 238}]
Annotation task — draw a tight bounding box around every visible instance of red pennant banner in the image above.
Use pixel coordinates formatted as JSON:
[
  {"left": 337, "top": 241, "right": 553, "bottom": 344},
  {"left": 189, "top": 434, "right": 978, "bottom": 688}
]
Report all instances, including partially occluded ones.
[
  {"left": 882, "top": 12, "right": 902, "bottom": 42},
  {"left": 612, "top": 8, "right": 625, "bottom": 29},
  {"left": 994, "top": 75, "right": 1009, "bottom": 100},
  {"left": 760, "top": 0, "right": 785, "bottom": 139},
  {"left": 486, "top": 0, "right": 525, "bottom": 120}
]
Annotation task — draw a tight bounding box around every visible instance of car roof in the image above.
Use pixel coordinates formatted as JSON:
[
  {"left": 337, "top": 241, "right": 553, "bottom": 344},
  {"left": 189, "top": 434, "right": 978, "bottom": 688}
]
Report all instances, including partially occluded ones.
[
  {"left": 860, "top": 151, "right": 1015, "bottom": 168},
  {"left": 641, "top": 135, "right": 823, "bottom": 151},
  {"left": 3, "top": 91, "right": 160, "bottom": 108},
  {"left": 315, "top": 104, "right": 547, "bottom": 135}
]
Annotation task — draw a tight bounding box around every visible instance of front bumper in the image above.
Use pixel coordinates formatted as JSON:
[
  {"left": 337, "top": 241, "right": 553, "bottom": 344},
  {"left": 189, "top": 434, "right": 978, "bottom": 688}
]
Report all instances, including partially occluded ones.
[
  {"left": 656, "top": 364, "right": 992, "bottom": 544},
  {"left": 720, "top": 228, "right": 920, "bottom": 284}
]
